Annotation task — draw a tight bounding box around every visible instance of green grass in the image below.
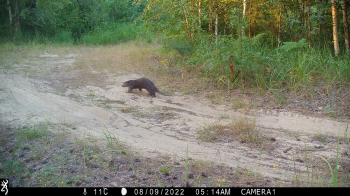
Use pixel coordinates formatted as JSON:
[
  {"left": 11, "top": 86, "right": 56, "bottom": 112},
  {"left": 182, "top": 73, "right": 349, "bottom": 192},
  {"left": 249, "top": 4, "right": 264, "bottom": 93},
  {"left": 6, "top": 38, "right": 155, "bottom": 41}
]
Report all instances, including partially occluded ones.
[
  {"left": 3, "top": 159, "right": 26, "bottom": 177},
  {"left": 102, "top": 130, "right": 118, "bottom": 150},
  {"left": 314, "top": 134, "right": 327, "bottom": 143},
  {"left": 185, "top": 144, "right": 189, "bottom": 187},
  {"left": 97, "top": 102, "right": 113, "bottom": 109},
  {"left": 159, "top": 165, "right": 171, "bottom": 174},
  {"left": 16, "top": 124, "right": 48, "bottom": 140},
  {"left": 80, "top": 23, "right": 147, "bottom": 45},
  {"left": 320, "top": 137, "right": 341, "bottom": 187},
  {"left": 15, "top": 124, "right": 49, "bottom": 150},
  {"left": 1, "top": 21, "right": 151, "bottom": 46},
  {"left": 172, "top": 34, "right": 350, "bottom": 96},
  {"left": 292, "top": 133, "right": 347, "bottom": 187}
]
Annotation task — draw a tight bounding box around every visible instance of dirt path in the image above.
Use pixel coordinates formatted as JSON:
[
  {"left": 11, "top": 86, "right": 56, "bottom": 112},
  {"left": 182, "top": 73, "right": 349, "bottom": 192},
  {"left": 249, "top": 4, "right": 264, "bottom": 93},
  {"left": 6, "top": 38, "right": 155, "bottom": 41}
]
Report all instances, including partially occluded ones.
[{"left": 0, "top": 46, "right": 349, "bottom": 185}]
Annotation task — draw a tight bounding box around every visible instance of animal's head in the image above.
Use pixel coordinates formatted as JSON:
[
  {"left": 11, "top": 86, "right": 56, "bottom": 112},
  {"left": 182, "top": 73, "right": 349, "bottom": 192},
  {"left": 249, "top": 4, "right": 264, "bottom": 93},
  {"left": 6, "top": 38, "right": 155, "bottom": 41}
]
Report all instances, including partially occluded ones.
[{"left": 122, "top": 80, "right": 133, "bottom": 87}]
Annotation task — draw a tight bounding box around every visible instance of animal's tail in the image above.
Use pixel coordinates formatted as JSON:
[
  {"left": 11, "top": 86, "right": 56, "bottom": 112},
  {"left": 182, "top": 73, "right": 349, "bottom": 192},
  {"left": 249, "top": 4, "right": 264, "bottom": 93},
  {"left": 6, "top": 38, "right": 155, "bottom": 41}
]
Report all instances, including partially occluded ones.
[{"left": 157, "top": 90, "right": 170, "bottom": 96}]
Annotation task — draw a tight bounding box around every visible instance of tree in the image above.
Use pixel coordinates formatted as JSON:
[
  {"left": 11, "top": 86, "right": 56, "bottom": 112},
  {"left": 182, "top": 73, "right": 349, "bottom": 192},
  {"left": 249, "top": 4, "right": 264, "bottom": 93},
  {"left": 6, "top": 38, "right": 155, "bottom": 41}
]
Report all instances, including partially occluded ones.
[
  {"left": 215, "top": 0, "right": 218, "bottom": 44},
  {"left": 6, "top": 0, "right": 12, "bottom": 39},
  {"left": 341, "top": 0, "right": 349, "bottom": 53},
  {"left": 198, "top": 0, "right": 202, "bottom": 29},
  {"left": 14, "top": 0, "right": 20, "bottom": 38},
  {"left": 331, "top": 0, "right": 340, "bottom": 56},
  {"left": 208, "top": 0, "right": 213, "bottom": 40},
  {"left": 242, "top": 0, "right": 247, "bottom": 36}
]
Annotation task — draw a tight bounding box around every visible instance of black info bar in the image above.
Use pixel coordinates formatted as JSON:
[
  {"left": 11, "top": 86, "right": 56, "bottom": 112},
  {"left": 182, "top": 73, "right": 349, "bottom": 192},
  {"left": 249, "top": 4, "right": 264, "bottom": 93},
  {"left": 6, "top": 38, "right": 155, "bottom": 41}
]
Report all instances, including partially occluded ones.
[{"left": 3, "top": 187, "right": 347, "bottom": 196}]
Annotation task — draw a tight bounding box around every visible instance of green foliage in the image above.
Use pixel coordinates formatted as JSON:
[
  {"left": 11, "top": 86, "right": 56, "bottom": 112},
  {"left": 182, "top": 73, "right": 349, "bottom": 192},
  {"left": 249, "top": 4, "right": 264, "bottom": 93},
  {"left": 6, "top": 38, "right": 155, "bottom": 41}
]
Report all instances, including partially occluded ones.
[
  {"left": 279, "top": 38, "right": 309, "bottom": 52},
  {"left": 80, "top": 23, "right": 144, "bottom": 45},
  {"left": 141, "top": 0, "right": 349, "bottom": 94},
  {"left": 182, "top": 32, "right": 350, "bottom": 93},
  {"left": 0, "top": 0, "right": 147, "bottom": 43},
  {"left": 3, "top": 159, "right": 26, "bottom": 177},
  {"left": 163, "top": 35, "right": 194, "bottom": 56},
  {"left": 252, "top": 33, "right": 272, "bottom": 47}
]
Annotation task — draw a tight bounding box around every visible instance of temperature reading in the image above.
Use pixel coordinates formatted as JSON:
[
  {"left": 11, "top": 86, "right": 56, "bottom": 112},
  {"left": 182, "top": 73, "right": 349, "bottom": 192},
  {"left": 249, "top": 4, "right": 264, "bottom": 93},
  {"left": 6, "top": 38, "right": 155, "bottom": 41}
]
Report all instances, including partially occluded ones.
[{"left": 94, "top": 188, "right": 108, "bottom": 195}]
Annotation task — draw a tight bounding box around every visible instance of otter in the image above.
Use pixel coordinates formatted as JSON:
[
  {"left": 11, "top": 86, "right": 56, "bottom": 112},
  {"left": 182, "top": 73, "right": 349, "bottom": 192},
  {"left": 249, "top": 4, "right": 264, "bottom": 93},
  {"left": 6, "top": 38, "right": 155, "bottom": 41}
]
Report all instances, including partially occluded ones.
[{"left": 122, "top": 78, "right": 169, "bottom": 97}]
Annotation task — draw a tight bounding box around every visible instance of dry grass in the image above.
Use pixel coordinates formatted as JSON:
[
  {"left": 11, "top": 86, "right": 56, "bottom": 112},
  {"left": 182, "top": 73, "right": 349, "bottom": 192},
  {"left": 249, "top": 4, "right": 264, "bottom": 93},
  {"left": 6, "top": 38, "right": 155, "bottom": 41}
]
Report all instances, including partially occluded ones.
[{"left": 197, "top": 117, "right": 267, "bottom": 144}]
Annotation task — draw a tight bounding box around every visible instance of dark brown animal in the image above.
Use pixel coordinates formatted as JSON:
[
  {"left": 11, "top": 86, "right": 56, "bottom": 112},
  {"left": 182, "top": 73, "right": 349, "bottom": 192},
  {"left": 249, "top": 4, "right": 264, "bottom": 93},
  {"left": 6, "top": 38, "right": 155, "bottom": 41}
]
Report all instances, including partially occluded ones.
[{"left": 122, "top": 78, "right": 169, "bottom": 97}]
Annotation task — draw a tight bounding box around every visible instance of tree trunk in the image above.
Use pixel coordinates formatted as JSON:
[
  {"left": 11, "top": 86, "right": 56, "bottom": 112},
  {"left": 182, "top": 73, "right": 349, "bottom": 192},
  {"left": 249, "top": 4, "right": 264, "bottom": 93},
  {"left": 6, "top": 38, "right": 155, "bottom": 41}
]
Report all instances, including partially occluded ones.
[
  {"left": 7, "top": 0, "right": 12, "bottom": 39},
  {"left": 208, "top": 0, "right": 213, "bottom": 41},
  {"left": 242, "top": 0, "right": 247, "bottom": 36},
  {"left": 248, "top": 1, "right": 252, "bottom": 38},
  {"left": 341, "top": 0, "right": 350, "bottom": 53},
  {"left": 318, "top": 19, "right": 322, "bottom": 47},
  {"left": 277, "top": 8, "right": 282, "bottom": 47},
  {"left": 307, "top": 0, "right": 311, "bottom": 47},
  {"left": 15, "top": 0, "right": 20, "bottom": 38},
  {"left": 300, "top": 0, "right": 305, "bottom": 42},
  {"left": 198, "top": 0, "right": 202, "bottom": 29},
  {"left": 331, "top": 0, "right": 340, "bottom": 56},
  {"left": 76, "top": 0, "right": 84, "bottom": 11},
  {"left": 253, "top": 2, "right": 258, "bottom": 37},
  {"left": 215, "top": 0, "right": 218, "bottom": 44},
  {"left": 180, "top": 0, "right": 191, "bottom": 40},
  {"left": 190, "top": 0, "right": 194, "bottom": 39}
]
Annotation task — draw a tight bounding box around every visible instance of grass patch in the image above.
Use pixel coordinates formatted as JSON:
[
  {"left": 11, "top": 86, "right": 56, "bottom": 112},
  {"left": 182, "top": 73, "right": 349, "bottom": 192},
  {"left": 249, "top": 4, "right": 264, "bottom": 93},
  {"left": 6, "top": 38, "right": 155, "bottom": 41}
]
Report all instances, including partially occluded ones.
[
  {"left": 232, "top": 117, "right": 261, "bottom": 144},
  {"left": 69, "top": 93, "right": 84, "bottom": 103},
  {"left": 54, "top": 86, "right": 68, "bottom": 96},
  {"left": 2, "top": 159, "right": 26, "bottom": 177},
  {"left": 87, "top": 90, "right": 95, "bottom": 98},
  {"left": 313, "top": 134, "right": 328, "bottom": 143},
  {"left": 196, "top": 117, "right": 266, "bottom": 145},
  {"left": 232, "top": 166, "right": 262, "bottom": 186},
  {"left": 153, "top": 110, "right": 177, "bottom": 121},
  {"left": 159, "top": 165, "right": 171, "bottom": 175},
  {"left": 320, "top": 137, "right": 341, "bottom": 187},
  {"left": 15, "top": 124, "right": 49, "bottom": 150},
  {"left": 97, "top": 102, "right": 113, "bottom": 109},
  {"left": 16, "top": 124, "right": 48, "bottom": 141},
  {"left": 196, "top": 124, "right": 225, "bottom": 142},
  {"left": 102, "top": 130, "right": 119, "bottom": 150},
  {"left": 118, "top": 106, "right": 137, "bottom": 113}
]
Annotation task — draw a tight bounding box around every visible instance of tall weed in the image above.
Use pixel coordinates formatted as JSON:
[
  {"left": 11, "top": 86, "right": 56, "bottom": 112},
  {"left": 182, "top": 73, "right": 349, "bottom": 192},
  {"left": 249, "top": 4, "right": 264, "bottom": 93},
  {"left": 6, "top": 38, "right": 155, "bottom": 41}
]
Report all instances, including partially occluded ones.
[{"left": 181, "top": 33, "right": 349, "bottom": 93}]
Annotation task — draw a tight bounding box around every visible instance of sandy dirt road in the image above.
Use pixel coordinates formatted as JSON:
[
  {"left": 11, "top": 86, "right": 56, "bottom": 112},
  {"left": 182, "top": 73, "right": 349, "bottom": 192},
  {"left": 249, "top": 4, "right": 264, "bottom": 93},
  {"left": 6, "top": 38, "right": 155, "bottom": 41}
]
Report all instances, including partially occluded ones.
[{"left": 0, "top": 48, "right": 349, "bottom": 185}]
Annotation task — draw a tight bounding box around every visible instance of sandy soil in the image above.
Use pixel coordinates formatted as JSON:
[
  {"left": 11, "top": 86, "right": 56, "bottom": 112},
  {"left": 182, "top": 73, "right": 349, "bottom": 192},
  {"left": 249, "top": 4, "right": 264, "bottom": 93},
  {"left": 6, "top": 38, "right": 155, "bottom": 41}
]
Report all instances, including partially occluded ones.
[{"left": 0, "top": 47, "right": 349, "bottom": 186}]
